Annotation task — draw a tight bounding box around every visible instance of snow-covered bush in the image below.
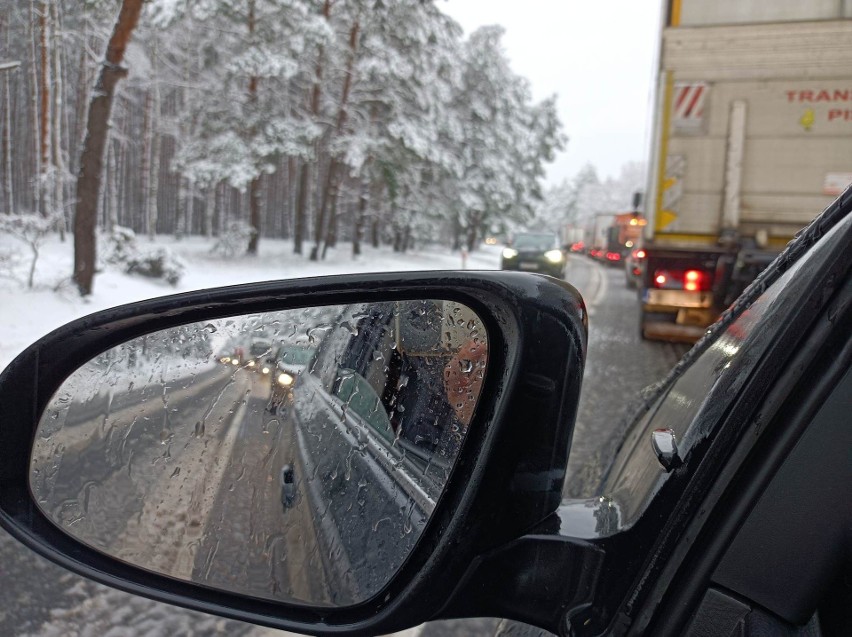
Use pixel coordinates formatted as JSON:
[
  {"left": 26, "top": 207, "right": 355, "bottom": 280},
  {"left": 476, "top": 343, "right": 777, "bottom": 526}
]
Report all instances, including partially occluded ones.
[
  {"left": 99, "top": 226, "right": 184, "bottom": 286},
  {"left": 125, "top": 247, "right": 185, "bottom": 287},
  {"left": 0, "top": 213, "right": 59, "bottom": 288},
  {"left": 210, "top": 221, "right": 256, "bottom": 258},
  {"left": 102, "top": 226, "right": 138, "bottom": 266}
]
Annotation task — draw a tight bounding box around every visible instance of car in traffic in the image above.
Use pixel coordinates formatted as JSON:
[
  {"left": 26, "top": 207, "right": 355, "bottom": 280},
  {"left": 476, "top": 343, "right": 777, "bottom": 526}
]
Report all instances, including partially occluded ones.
[
  {"left": 500, "top": 232, "right": 565, "bottom": 278},
  {"left": 1, "top": 188, "right": 849, "bottom": 636},
  {"left": 245, "top": 338, "right": 273, "bottom": 373},
  {"left": 267, "top": 343, "right": 317, "bottom": 412}
]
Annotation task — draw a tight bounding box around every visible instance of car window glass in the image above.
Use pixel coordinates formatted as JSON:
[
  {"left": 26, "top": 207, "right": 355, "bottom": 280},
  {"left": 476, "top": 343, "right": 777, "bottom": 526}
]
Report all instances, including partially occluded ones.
[
  {"left": 602, "top": 217, "right": 845, "bottom": 527},
  {"left": 513, "top": 234, "right": 558, "bottom": 250},
  {"left": 335, "top": 369, "right": 394, "bottom": 443}
]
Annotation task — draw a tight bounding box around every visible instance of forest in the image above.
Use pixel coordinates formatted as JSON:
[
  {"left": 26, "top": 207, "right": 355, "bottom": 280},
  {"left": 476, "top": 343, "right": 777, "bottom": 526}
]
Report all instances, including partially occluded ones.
[{"left": 0, "top": 0, "right": 565, "bottom": 293}]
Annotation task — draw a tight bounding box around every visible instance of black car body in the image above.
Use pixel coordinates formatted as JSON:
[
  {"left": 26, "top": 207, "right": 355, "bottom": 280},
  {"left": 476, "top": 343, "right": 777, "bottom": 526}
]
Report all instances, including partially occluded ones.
[{"left": 500, "top": 232, "right": 565, "bottom": 278}]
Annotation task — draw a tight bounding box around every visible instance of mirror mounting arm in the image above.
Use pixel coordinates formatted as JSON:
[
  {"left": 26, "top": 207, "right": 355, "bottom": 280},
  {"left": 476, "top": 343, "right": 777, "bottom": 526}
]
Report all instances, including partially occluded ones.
[{"left": 437, "top": 518, "right": 605, "bottom": 635}]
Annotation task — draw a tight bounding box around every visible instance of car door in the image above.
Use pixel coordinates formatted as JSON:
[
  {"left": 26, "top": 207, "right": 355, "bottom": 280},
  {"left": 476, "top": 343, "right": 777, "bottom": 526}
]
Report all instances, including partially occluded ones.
[{"left": 590, "top": 206, "right": 852, "bottom": 636}]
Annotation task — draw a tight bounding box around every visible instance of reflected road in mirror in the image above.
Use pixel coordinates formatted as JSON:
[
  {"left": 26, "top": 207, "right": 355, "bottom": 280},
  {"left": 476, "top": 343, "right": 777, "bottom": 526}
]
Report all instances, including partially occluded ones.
[{"left": 30, "top": 301, "right": 487, "bottom": 607}]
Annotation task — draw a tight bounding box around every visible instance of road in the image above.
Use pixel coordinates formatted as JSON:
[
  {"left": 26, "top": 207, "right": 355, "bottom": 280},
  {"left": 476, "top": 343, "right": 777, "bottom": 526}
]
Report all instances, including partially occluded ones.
[{"left": 0, "top": 254, "right": 689, "bottom": 637}]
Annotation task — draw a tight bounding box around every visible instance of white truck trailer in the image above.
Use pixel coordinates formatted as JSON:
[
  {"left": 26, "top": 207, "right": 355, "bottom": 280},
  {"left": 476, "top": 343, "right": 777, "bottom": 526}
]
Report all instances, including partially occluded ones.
[{"left": 641, "top": 0, "right": 852, "bottom": 341}]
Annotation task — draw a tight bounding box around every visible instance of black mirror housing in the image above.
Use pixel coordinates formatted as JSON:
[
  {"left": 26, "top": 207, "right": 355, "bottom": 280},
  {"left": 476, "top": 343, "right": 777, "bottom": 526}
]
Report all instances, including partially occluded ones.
[{"left": 0, "top": 271, "right": 586, "bottom": 635}]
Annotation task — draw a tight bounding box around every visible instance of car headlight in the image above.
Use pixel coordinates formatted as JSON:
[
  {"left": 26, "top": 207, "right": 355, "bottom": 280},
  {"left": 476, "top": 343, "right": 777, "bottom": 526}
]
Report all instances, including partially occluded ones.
[
  {"left": 261, "top": 367, "right": 270, "bottom": 374},
  {"left": 502, "top": 248, "right": 518, "bottom": 259},
  {"left": 231, "top": 359, "right": 240, "bottom": 366},
  {"left": 277, "top": 372, "right": 294, "bottom": 387},
  {"left": 544, "top": 249, "right": 564, "bottom": 263},
  {"left": 247, "top": 360, "right": 255, "bottom": 367},
  {"left": 220, "top": 356, "right": 230, "bottom": 364}
]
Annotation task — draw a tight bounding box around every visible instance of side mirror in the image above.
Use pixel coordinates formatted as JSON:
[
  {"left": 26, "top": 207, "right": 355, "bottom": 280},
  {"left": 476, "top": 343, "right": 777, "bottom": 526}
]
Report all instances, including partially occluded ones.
[{"left": 0, "top": 272, "right": 587, "bottom": 635}]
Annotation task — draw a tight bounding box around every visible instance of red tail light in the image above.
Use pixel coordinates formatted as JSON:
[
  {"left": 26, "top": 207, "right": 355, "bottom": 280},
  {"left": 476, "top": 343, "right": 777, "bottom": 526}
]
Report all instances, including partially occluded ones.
[
  {"left": 606, "top": 252, "right": 621, "bottom": 261},
  {"left": 652, "top": 268, "right": 712, "bottom": 291},
  {"left": 683, "top": 269, "right": 704, "bottom": 291}
]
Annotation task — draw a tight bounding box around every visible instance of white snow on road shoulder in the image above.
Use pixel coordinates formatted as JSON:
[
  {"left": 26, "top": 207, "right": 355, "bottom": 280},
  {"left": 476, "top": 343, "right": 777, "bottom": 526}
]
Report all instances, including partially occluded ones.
[{"left": 0, "top": 236, "right": 500, "bottom": 370}]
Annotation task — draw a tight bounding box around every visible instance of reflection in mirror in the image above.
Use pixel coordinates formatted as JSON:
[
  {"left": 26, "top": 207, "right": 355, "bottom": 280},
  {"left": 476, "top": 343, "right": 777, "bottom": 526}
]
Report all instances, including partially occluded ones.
[{"left": 31, "top": 301, "right": 487, "bottom": 607}]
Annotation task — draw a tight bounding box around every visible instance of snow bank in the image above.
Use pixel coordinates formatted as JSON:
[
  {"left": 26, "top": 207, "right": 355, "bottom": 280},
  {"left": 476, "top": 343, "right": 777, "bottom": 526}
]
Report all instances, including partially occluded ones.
[{"left": 0, "top": 235, "right": 499, "bottom": 370}]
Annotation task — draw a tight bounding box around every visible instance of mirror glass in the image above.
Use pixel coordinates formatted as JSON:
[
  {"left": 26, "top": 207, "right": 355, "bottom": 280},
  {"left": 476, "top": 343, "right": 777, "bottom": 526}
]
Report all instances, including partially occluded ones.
[{"left": 30, "top": 300, "right": 487, "bottom": 606}]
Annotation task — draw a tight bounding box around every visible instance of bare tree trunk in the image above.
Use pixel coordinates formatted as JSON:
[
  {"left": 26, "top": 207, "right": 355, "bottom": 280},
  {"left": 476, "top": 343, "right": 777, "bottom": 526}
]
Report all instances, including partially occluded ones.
[
  {"left": 293, "top": 0, "right": 330, "bottom": 256},
  {"left": 29, "top": 1, "right": 41, "bottom": 214},
  {"left": 51, "top": 0, "right": 66, "bottom": 238},
  {"left": 185, "top": 179, "right": 195, "bottom": 236},
  {"left": 2, "top": 72, "right": 13, "bottom": 212},
  {"left": 321, "top": 176, "right": 340, "bottom": 259},
  {"left": 72, "top": 0, "right": 144, "bottom": 296},
  {"left": 285, "top": 156, "right": 295, "bottom": 239},
  {"left": 140, "top": 87, "right": 152, "bottom": 234},
  {"left": 216, "top": 182, "right": 229, "bottom": 237},
  {"left": 313, "top": 14, "right": 360, "bottom": 261},
  {"left": 352, "top": 178, "right": 369, "bottom": 257},
  {"left": 146, "top": 65, "right": 161, "bottom": 241},
  {"left": 247, "top": 174, "right": 261, "bottom": 253},
  {"left": 203, "top": 184, "right": 214, "bottom": 238},
  {"left": 465, "top": 213, "right": 481, "bottom": 251},
  {"left": 294, "top": 160, "right": 310, "bottom": 254},
  {"left": 72, "top": 21, "right": 88, "bottom": 178},
  {"left": 243, "top": 2, "right": 262, "bottom": 254},
  {"left": 174, "top": 174, "right": 185, "bottom": 239},
  {"left": 106, "top": 139, "right": 118, "bottom": 231},
  {"left": 38, "top": 0, "right": 51, "bottom": 216},
  {"left": 452, "top": 214, "right": 462, "bottom": 250}
]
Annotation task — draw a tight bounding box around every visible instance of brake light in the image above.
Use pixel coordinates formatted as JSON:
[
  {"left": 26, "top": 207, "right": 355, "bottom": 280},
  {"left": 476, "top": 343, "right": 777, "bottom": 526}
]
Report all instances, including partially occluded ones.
[
  {"left": 684, "top": 269, "right": 705, "bottom": 292},
  {"left": 653, "top": 268, "right": 711, "bottom": 290},
  {"left": 606, "top": 251, "right": 621, "bottom": 261}
]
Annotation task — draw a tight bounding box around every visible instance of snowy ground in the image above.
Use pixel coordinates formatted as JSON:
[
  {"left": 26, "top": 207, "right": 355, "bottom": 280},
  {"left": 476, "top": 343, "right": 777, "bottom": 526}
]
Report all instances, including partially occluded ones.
[{"left": 0, "top": 234, "right": 500, "bottom": 370}]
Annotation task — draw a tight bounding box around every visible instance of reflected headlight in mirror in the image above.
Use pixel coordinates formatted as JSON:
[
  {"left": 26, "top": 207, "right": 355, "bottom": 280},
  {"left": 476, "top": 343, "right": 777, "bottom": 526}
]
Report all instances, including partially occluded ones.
[
  {"left": 277, "top": 372, "right": 294, "bottom": 387},
  {"left": 261, "top": 366, "right": 270, "bottom": 374},
  {"left": 231, "top": 358, "right": 239, "bottom": 366},
  {"left": 220, "top": 356, "right": 230, "bottom": 364},
  {"left": 544, "top": 249, "right": 564, "bottom": 263},
  {"left": 502, "top": 248, "right": 518, "bottom": 259},
  {"left": 247, "top": 360, "right": 255, "bottom": 367}
]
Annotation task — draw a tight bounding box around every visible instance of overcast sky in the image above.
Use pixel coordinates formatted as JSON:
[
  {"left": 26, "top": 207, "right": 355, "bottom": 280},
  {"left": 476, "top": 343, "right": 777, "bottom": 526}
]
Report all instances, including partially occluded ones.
[{"left": 441, "top": 0, "right": 663, "bottom": 187}]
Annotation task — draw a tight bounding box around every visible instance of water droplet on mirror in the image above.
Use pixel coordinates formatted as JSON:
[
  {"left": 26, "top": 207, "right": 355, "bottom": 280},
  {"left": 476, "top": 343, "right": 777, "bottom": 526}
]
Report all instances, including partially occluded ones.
[
  {"left": 194, "top": 421, "right": 205, "bottom": 438},
  {"left": 204, "top": 323, "right": 217, "bottom": 333},
  {"left": 170, "top": 467, "right": 181, "bottom": 478},
  {"left": 459, "top": 359, "right": 473, "bottom": 373}
]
